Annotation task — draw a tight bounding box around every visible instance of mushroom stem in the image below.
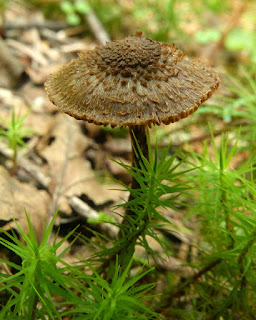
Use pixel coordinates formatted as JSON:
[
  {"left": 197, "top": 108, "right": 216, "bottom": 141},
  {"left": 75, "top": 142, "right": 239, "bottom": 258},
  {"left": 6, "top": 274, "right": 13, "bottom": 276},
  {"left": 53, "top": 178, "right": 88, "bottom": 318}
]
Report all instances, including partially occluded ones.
[
  {"left": 120, "top": 125, "right": 149, "bottom": 231},
  {"left": 129, "top": 125, "right": 149, "bottom": 190},
  {"left": 116, "top": 125, "right": 150, "bottom": 268}
]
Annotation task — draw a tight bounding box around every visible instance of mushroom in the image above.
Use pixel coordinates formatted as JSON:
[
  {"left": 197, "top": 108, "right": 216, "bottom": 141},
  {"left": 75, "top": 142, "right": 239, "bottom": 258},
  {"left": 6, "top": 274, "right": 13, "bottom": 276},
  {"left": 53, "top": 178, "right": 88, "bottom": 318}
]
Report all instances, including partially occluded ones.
[{"left": 45, "top": 32, "right": 220, "bottom": 230}]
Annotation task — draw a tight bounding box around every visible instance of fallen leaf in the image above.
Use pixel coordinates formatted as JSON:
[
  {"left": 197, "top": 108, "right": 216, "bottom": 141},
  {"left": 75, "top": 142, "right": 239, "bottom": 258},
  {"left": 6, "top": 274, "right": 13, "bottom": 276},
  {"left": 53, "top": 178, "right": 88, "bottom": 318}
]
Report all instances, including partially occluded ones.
[
  {"left": 40, "top": 113, "right": 127, "bottom": 213},
  {"left": 0, "top": 166, "right": 50, "bottom": 242}
]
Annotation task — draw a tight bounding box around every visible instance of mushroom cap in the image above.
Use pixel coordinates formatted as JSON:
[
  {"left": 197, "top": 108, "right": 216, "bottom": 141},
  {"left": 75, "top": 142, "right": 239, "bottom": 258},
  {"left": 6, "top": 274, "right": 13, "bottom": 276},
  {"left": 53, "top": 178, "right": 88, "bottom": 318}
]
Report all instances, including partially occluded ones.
[{"left": 45, "top": 33, "right": 220, "bottom": 127}]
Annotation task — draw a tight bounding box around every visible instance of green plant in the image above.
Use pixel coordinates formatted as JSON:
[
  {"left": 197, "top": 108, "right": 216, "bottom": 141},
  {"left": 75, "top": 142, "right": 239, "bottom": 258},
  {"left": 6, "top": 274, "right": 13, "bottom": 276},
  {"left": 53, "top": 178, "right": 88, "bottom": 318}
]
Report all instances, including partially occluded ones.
[
  {"left": 65, "top": 259, "right": 158, "bottom": 320},
  {"left": 195, "top": 26, "right": 256, "bottom": 63},
  {"left": 225, "top": 67, "right": 256, "bottom": 146},
  {"left": 225, "top": 28, "right": 256, "bottom": 63},
  {"left": 0, "top": 210, "right": 80, "bottom": 319},
  {"left": 189, "top": 130, "right": 245, "bottom": 242},
  {"left": 204, "top": 0, "right": 229, "bottom": 12},
  {"left": 99, "top": 139, "right": 193, "bottom": 271},
  {"left": 194, "top": 28, "right": 221, "bottom": 45},
  {"left": 197, "top": 66, "right": 256, "bottom": 150},
  {"left": 87, "top": 211, "right": 116, "bottom": 224},
  {"left": 165, "top": 130, "right": 256, "bottom": 319},
  {"left": 0, "top": 209, "right": 158, "bottom": 319},
  {"left": 0, "top": 109, "right": 34, "bottom": 175},
  {"left": 60, "top": 0, "right": 90, "bottom": 25},
  {"left": 131, "top": 0, "right": 180, "bottom": 42}
]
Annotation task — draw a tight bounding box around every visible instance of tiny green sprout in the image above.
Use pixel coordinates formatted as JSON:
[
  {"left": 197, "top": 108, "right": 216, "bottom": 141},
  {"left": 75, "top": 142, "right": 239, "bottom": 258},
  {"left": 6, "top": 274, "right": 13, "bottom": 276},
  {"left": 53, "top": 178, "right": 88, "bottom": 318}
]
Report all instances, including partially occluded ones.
[
  {"left": 87, "top": 211, "right": 115, "bottom": 224},
  {"left": 0, "top": 108, "right": 34, "bottom": 175}
]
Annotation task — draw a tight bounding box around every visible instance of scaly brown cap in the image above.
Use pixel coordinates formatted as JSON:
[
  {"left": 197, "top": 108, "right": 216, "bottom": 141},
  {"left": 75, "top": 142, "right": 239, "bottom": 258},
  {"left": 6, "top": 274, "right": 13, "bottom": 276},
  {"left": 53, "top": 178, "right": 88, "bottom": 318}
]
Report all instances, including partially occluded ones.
[{"left": 45, "top": 32, "right": 220, "bottom": 127}]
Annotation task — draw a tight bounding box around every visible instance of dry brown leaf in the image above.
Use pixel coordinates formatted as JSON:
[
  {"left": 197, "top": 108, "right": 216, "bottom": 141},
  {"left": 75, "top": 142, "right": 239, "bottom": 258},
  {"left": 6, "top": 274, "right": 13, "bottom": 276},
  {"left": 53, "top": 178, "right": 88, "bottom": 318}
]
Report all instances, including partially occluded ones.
[
  {"left": 0, "top": 166, "right": 50, "bottom": 242},
  {"left": 40, "top": 113, "right": 126, "bottom": 213}
]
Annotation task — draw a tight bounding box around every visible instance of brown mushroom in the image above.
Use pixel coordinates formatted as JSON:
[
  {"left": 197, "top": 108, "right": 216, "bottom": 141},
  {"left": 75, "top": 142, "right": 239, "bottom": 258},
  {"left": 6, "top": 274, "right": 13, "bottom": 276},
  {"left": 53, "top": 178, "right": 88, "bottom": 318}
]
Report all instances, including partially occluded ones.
[{"left": 45, "top": 32, "right": 220, "bottom": 229}]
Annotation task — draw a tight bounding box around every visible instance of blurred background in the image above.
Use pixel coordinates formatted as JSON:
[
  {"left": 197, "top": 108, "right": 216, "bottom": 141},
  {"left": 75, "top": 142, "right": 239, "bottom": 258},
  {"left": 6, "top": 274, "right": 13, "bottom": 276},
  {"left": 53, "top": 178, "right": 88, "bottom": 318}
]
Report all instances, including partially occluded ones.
[{"left": 1, "top": 0, "right": 255, "bottom": 67}]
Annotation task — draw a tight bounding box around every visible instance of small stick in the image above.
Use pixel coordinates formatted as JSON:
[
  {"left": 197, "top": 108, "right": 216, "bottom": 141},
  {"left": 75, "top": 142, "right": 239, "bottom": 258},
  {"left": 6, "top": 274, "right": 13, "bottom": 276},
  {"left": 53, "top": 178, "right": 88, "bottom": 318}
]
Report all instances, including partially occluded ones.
[
  {"left": 85, "top": 9, "right": 111, "bottom": 44},
  {"left": 4, "top": 21, "right": 68, "bottom": 31}
]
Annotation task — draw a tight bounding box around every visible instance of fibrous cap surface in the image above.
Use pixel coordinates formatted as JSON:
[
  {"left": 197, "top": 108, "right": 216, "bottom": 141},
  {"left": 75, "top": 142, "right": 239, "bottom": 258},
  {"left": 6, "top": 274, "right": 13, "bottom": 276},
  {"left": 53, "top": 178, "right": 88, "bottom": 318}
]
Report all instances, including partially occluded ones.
[{"left": 45, "top": 33, "right": 220, "bottom": 127}]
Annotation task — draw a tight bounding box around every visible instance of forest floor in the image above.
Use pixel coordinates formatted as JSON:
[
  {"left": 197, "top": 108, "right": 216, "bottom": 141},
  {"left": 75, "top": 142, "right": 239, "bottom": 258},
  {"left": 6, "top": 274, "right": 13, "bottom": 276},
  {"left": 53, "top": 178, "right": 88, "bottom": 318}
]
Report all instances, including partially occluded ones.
[{"left": 1, "top": 2, "right": 254, "bottom": 319}]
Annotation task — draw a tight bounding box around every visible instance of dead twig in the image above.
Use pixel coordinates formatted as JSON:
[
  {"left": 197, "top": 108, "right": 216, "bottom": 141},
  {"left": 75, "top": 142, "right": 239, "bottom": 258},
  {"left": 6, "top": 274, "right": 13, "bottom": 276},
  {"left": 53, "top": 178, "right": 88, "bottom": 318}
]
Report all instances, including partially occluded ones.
[
  {"left": 7, "top": 39, "right": 48, "bottom": 66},
  {"left": 4, "top": 21, "right": 68, "bottom": 31},
  {"left": 86, "top": 9, "right": 110, "bottom": 44},
  {"left": 69, "top": 196, "right": 119, "bottom": 239}
]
